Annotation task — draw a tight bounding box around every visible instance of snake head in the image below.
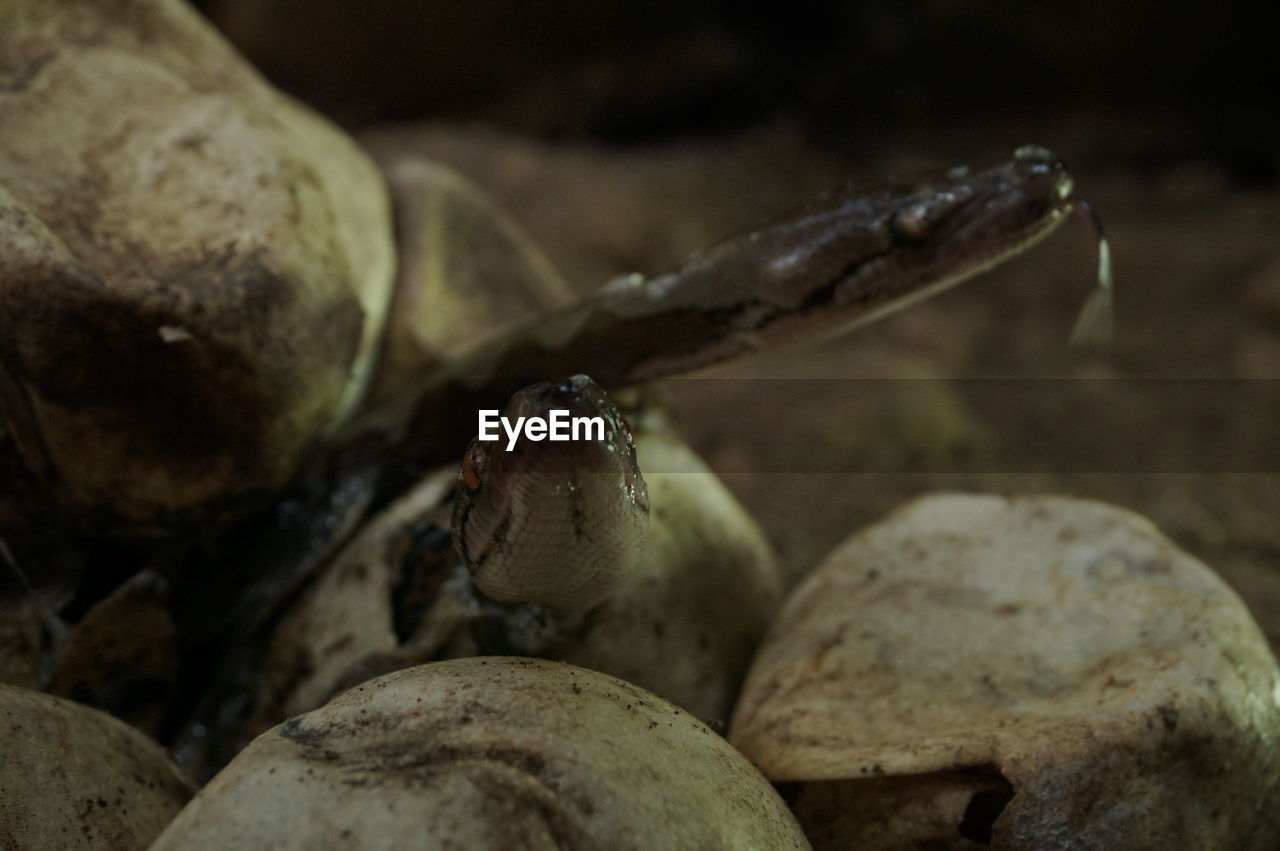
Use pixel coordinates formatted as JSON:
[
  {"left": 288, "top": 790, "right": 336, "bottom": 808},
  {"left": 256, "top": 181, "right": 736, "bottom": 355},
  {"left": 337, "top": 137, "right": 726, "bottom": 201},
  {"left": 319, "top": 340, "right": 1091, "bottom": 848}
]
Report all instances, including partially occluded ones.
[{"left": 452, "top": 374, "right": 648, "bottom": 614}]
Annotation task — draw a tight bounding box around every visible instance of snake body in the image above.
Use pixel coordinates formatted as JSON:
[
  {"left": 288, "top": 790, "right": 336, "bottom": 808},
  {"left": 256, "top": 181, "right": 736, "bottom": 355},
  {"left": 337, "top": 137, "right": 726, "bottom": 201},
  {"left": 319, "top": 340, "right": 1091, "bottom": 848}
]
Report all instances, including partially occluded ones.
[
  {"left": 369, "top": 145, "right": 1079, "bottom": 491},
  {"left": 455, "top": 146, "right": 1072, "bottom": 384},
  {"left": 184, "top": 146, "right": 1093, "bottom": 772},
  {"left": 443, "top": 146, "right": 1092, "bottom": 643}
]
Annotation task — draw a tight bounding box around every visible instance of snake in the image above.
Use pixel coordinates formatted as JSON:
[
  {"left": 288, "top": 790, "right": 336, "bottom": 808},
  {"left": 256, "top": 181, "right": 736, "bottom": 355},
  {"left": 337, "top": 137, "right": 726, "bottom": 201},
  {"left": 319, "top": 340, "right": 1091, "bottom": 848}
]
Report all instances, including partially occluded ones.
[
  {"left": 360, "top": 145, "right": 1105, "bottom": 490},
  {"left": 452, "top": 374, "right": 649, "bottom": 615},
  {"left": 442, "top": 145, "right": 1107, "bottom": 612},
  {"left": 178, "top": 144, "right": 1109, "bottom": 773}
]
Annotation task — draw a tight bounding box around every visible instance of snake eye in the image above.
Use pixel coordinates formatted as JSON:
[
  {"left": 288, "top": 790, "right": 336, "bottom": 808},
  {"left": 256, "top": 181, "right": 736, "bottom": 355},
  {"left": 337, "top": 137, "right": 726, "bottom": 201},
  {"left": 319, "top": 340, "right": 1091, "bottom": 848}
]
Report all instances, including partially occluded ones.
[{"left": 461, "top": 443, "right": 486, "bottom": 491}]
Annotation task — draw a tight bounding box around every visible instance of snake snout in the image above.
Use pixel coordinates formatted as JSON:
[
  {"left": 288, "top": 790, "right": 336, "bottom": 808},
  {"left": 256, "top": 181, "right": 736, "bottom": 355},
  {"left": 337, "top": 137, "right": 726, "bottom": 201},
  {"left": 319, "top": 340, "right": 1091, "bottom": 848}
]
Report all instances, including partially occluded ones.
[
  {"left": 500, "top": 374, "right": 638, "bottom": 472},
  {"left": 453, "top": 374, "right": 649, "bottom": 615}
]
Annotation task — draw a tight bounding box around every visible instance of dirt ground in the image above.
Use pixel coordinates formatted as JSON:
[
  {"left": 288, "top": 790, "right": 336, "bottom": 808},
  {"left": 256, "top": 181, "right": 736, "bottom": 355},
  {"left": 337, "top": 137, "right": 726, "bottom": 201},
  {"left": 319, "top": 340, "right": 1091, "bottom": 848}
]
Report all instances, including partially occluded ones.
[{"left": 363, "top": 118, "right": 1280, "bottom": 658}]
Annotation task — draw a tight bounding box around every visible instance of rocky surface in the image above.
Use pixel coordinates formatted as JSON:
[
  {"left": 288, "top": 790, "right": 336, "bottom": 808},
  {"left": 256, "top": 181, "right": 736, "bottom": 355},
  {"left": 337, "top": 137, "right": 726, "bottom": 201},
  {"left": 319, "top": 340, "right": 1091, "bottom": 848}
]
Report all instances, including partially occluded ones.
[
  {"left": 0, "top": 684, "right": 194, "bottom": 850},
  {"left": 728, "top": 494, "right": 1280, "bottom": 849},
  {"left": 0, "top": 0, "right": 394, "bottom": 536},
  {"left": 153, "top": 659, "right": 809, "bottom": 849}
]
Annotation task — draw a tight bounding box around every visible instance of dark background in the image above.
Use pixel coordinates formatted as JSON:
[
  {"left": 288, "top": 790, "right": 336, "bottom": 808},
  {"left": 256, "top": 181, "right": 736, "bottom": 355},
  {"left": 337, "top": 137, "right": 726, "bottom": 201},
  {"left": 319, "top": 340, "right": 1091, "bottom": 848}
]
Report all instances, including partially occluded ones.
[
  {"left": 194, "top": 0, "right": 1276, "bottom": 177},
  {"left": 192, "top": 0, "right": 1280, "bottom": 653}
]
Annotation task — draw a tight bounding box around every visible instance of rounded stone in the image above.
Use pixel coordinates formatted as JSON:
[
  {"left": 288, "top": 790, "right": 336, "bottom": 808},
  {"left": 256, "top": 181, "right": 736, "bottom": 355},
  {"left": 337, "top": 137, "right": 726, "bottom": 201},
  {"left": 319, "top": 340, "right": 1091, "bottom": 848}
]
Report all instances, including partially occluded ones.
[{"left": 730, "top": 493, "right": 1280, "bottom": 849}]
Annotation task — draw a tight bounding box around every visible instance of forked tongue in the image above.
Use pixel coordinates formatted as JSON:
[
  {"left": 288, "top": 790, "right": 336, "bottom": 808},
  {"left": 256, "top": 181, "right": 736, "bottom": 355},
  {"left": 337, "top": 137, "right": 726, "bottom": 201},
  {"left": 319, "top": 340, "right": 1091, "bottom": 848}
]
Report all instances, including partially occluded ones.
[{"left": 1067, "top": 197, "right": 1114, "bottom": 346}]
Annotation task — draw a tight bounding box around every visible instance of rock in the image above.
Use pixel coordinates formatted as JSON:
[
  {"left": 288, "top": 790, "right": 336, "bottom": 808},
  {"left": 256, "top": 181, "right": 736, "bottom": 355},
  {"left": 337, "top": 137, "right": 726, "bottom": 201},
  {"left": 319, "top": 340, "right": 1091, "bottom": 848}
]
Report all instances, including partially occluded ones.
[
  {"left": 244, "top": 468, "right": 459, "bottom": 743},
  {"left": 0, "top": 0, "right": 394, "bottom": 537},
  {"left": 369, "top": 158, "right": 574, "bottom": 403},
  {"left": 47, "top": 569, "right": 178, "bottom": 737},
  {"left": 244, "top": 406, "right": 781, "bottom": 736},
  {"left": 0, "top": 683, "right": 193, "bottom": 849},
  {"left": 730, "top": 494, "right": 1280, "bottom": 850},
  {"left": 547, "top": 408, "right": 782, "bottom": 723},
  {"left": 153, "top": 658, "right": 809, "bottom": 849}
]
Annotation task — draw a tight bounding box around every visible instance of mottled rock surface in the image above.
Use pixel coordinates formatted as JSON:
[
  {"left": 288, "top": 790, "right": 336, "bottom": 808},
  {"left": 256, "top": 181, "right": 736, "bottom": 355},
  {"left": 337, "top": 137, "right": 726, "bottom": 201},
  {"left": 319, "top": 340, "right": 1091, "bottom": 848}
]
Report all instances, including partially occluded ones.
[
  {"left": 154, "top": 659, "right": 809, "bottom": 850},
  {"left": 730, "top": 494, "right": 1280, "bottom": 849},
  {"left": 0, "top": 684, "right": 193, "bottom": 849},
  {"left": 0, "top": 0, "right": 393, "bottom": 536}
]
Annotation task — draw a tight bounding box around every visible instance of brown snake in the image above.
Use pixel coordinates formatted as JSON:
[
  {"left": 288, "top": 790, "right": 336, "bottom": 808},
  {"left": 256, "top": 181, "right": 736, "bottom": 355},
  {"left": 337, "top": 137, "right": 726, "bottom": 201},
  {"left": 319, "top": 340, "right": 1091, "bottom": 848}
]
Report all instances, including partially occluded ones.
[
  {"left": 360, "top": 145, "right": 1104, "bottom": 490},
  {"left": 445, "top": 144, "right": 1108, "bottom": 632},
  {"left": 452, "top": 375, "right": 649, "bottom": 615},
  {"left": 179, "top": 144, "right": 1108, "bottom": 772}
]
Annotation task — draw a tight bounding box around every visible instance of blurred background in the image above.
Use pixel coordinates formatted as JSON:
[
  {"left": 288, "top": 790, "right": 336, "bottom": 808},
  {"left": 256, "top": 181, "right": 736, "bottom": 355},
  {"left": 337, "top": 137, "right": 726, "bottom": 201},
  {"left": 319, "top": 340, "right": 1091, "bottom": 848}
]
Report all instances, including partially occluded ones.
[
  {"left": 194, "top": 0, "right": 1280, "bottom": 652},
  {"left": 196, "top": 0, "right": 1274, "bottom": 175}
]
